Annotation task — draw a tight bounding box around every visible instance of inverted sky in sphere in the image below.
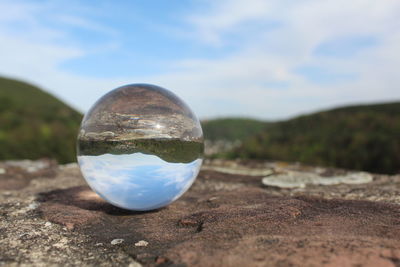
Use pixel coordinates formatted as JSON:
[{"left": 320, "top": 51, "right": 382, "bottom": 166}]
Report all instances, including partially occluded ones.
[{"left": 78, "top": 152, "right": 202, "bottom": 210}]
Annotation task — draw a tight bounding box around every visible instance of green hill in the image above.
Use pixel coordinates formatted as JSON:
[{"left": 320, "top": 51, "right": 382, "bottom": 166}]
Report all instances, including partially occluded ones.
[
  {"left": 1, "top": 75, "right": 399, "bottom": 173},
  {"left": 206, "top": 102, "right": 400, "bottom": 174},
  {"left": 0, "top": 77, "right": 82, "bottom": 163},
  {"left": 201, "top": 118, "right": 266, "bottom": 142}
]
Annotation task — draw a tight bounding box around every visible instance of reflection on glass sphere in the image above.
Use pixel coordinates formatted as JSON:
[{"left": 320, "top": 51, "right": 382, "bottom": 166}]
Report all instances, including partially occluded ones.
[{"left": 77, "top": 84, "right": 204, "bottom": 211}]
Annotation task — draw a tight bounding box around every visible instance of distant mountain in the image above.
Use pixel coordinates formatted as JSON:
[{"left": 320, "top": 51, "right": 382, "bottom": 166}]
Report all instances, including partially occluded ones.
[
  {"left": 204, "top": 102, "right": 400, "bottom": 174},
  {"left": 0, "top": 77, "right": 82, "bottom": 163}
]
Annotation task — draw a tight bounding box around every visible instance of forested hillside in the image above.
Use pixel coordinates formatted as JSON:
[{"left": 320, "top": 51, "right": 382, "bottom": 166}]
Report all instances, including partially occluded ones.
[
  {"left": 205, "top": 103, "right": 400, "bottom": 174},
  {"left": 0, "top": 77, "right": 82, "bottom": 163}
]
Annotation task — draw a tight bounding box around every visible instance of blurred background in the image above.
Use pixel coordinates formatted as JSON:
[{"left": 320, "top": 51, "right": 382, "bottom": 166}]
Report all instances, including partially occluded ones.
[{"left": 0, "top": 0, "right": 399, "bottom": 174}]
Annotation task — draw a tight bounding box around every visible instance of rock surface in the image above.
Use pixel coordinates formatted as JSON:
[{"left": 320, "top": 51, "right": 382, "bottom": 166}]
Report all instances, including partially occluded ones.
[{"left": 1, "top": 159, "right": 400, "bottom": 266}]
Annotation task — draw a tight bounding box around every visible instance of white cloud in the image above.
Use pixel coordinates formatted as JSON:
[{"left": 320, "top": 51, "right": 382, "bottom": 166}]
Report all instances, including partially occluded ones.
[
  {"left": 152, "top": 0, "right": 400, "bottom": 118},
  {"left": 0, "top": 0, "right": 399, "bottom": 119},
  {"left": 54, "top": 14, "right": 118, "bottom": 36},
  {"left": 185, "top": 0, "right": 272, "bottom": 45}
]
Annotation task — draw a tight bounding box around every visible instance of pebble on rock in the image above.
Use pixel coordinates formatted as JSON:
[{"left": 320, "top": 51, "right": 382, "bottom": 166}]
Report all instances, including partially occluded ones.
[
  {"left": 27, "top": 202, "right": 39, "bottom": 210},
  {"left": 111, "top": 239, "right": 124, "bottom": 245},
  {"left": 134, "top": 240, "right": 149, "bottom": 247}
]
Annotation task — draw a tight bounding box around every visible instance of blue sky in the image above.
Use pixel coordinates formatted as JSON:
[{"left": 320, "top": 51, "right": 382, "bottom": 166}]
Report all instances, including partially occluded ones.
[
  {"left": 78, "top": 153, "right": 202, "bottom": 210},
  {"left": 0, "top": 0, "right": 400, "bottom": 119}
]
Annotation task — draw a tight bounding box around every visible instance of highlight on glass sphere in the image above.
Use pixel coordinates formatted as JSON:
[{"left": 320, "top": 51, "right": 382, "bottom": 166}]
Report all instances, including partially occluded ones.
[{"left": 77, "top": 84, "right": 204, "bottom": 211}]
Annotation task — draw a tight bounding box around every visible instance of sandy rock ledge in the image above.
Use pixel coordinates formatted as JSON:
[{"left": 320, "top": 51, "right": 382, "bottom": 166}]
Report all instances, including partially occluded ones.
[{"left": 1, "top": 159, "right": 400, "bottom": 266}]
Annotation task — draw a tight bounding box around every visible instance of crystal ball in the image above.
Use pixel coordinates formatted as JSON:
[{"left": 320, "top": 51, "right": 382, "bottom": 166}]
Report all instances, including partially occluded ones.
[{"left": 77, "top": 84, "right": 204, "bottom": 211}]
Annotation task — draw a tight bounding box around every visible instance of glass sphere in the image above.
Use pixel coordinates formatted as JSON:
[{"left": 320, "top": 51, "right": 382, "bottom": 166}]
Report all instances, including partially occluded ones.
[{"left": 77, "top": 84, "right": 203, "bottom": 211}]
